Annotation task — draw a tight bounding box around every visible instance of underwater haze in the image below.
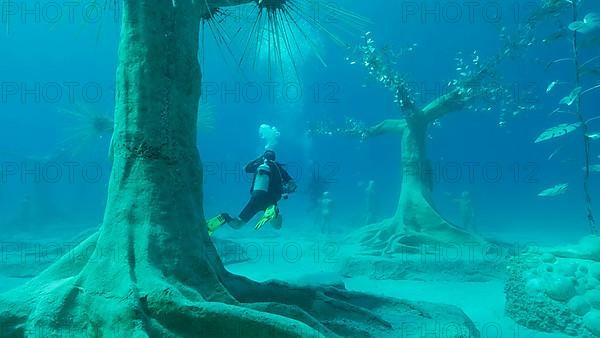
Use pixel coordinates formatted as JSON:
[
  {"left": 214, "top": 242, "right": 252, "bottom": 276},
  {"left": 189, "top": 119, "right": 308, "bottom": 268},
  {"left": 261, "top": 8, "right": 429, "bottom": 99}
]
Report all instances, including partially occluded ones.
[{"left": 1, "top": 0, "right": 600, "bottom": 337}]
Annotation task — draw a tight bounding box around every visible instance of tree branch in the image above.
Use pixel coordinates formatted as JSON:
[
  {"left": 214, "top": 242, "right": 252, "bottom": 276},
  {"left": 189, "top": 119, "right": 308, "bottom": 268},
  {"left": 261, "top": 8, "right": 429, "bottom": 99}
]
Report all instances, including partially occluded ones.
[
  {"left": 365, "top": 119, "right": 408, "bottom": 138},
  {"left": 421, "top": 87, "right": 469, "bottom": 122}
]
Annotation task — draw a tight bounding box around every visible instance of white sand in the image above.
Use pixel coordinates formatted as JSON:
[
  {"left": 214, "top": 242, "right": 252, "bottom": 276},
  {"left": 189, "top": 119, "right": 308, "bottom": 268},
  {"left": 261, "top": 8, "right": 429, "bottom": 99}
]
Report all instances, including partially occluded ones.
[
  {"left": 225, "top": 231, "right": 573, "bottom": 338},
  {"left": 0, "top": 230, "right": 574, "bottom": 337}
]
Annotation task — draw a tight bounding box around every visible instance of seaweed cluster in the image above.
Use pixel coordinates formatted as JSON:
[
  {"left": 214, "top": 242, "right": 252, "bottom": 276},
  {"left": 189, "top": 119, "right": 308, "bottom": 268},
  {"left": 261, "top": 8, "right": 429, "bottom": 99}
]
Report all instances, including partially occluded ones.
[
  {"left": 530, "top": 1, "right": 600, "bottom": 233},
  {"left": 306, "top": 117, "right": 369, "bottom": 140},
  {"left": 309, "top": 26, "right": 537, "bottom": 138},
  {"left": 351, "top": 32, "right": 417, "bottom": 113},
  {"left": 351, "top": 28, "right": 535, "bottom": 122}
]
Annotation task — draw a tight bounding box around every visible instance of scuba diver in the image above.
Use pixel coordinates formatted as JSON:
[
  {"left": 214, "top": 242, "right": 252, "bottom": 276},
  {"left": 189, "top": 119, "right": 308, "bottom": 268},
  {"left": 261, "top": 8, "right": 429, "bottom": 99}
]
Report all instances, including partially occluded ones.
[{"left": 207, "top": 150, "right": 297, "bottom": 234}]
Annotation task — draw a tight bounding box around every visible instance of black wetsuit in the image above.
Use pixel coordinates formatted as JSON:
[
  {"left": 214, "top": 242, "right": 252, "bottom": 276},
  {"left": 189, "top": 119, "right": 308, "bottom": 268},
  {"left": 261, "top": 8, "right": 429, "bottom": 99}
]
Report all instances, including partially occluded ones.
[{"left": 238, "top": 157, "right": 292, "bottom": 222}]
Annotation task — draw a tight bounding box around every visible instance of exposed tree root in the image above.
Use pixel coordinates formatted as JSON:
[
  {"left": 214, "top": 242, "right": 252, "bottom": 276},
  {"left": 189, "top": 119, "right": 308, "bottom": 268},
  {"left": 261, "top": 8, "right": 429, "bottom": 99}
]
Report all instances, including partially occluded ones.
[
  {"left": 351, "top": 210, "right": 484, "bottom": 257},
  {"left": 0, "top": 230, "right": 479, "bottom": 338}
]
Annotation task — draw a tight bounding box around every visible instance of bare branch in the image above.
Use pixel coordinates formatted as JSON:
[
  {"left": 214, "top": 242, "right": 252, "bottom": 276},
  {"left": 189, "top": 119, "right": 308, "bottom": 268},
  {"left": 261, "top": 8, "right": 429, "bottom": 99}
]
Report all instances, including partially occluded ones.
[
  {"left": 421, "top": 87, "right": 468, "bottom": 122},
  {"left": 365, "top": 119, "right": 408, "bottom": 138}
]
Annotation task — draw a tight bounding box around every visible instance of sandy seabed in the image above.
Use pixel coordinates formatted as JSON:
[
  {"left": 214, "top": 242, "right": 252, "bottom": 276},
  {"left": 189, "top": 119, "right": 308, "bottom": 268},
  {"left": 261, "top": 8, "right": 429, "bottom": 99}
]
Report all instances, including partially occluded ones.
[{"left": 0, "top": 225, "right": 574, "bottom": 338}]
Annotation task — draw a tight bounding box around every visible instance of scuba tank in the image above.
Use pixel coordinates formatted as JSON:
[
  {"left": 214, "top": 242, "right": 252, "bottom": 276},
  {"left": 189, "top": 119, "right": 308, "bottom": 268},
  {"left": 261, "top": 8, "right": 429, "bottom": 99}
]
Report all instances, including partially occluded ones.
[{"left": 253, "top": 159, "right": 271, "bottom": 192}]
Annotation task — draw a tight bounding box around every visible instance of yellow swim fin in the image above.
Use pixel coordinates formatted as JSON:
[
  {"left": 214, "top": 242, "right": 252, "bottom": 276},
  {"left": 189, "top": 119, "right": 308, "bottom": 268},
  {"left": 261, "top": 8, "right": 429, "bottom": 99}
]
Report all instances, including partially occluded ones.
[
  {"left": 207, "top": 213, "right": 228, "bottom": 236},
  {"left": 255, "top": 205, "right": 278, "bottom": 231}
]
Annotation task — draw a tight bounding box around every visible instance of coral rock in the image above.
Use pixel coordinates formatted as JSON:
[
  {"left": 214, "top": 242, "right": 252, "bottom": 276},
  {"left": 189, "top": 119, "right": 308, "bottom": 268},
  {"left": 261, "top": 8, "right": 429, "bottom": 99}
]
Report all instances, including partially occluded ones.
[
  {"left": 585, "top": 289, "right": 600, "bottom": 309},
  {"left": 583, "top": 311, "right": 600, "bottom": 336},
  {"left": 567, "top": 296, "right": 591, "bottom": 316},
  {"left": 546, "top": 277, "right": 576, "bottom": 301}
]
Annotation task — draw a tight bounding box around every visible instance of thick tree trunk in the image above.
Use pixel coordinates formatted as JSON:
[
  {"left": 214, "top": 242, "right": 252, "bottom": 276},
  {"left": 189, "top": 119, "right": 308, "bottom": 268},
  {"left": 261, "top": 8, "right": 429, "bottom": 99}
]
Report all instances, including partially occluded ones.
[
  {"left": 105, "top": 0, "right": 229, "bottom": 292},
  {"left": 0, "top": 2, "right": 306, "bottom": 336},
  {"left": 394, "top": 119, "right": 477, "bottom": 249},
  {"left": 354, "top": 116, "right": 480, "bottom": 255},
  {"left": 395, "top": 118, "right": 430, "bottom": 224}
]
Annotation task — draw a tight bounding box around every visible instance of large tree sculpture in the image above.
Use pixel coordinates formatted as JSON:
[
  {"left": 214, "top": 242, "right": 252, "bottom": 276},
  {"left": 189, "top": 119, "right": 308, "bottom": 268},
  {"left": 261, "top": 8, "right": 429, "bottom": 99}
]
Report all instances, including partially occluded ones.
[
  {"left": 346, "top": 34, "right": 526, "bottom": 255},
  {"left": 355, "top": 89, "right": 482, "bottom": 255},
  {"left": 0, "top": 1, "right": 477, "bottom": 336}
]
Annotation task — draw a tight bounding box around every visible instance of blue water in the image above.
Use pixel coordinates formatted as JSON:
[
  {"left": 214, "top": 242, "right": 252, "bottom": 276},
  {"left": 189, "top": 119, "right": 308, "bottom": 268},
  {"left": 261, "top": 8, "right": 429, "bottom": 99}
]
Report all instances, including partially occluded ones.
[
  {"left": 1, "top": 1, "right": 597, "bottom": 243},
  {"left": 1, "top": 2, "right": 599, "bottom": 242},
  {"left": 2, "top": 2, "right": 600, "bottom": 337}
]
